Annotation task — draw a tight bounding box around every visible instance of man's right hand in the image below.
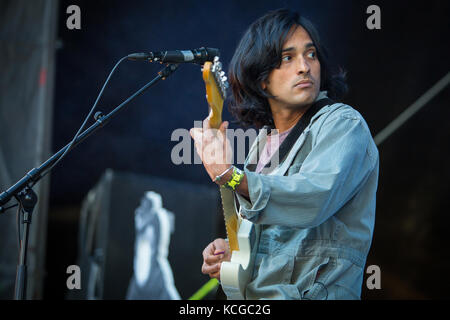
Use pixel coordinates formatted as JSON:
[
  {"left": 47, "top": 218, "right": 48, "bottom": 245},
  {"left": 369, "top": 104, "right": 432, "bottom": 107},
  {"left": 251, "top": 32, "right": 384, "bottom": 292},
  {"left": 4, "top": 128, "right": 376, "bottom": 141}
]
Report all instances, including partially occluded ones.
[{"left": 201, "top": 238, "right": 231, "bottom": 280}]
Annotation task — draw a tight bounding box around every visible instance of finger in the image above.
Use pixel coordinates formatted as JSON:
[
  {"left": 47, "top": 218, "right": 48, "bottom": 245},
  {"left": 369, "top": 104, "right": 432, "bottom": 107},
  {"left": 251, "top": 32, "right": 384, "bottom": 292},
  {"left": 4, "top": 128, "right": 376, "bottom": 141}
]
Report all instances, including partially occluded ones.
[
  {"left": 190, "top": 128, "right": 203, "bottom": 141},
  {"left": 213, "top": 238, "right": 229, "bottom": 251},
  {"left": 214, "top": 249, "right": 226, "bottom": 256},
  {"left": 193, "top": 141, "right": 203, "bottom": 158},
  {"left": 189, "top": 128, "right": 196, "bottom": 138},
  {"left": 203, "top": 239, "right": 227, "bottom": 263},
  {"left": 220, "top": 121, "right": 229, "bottom": 134},
  {"left": 202, "top": 262, "right": 220, "bottom": 275},
  {"left": 202, "top": 242, "right": 215, "bottom": 260},
  {"left": 190, "top": 129, "right": 204, "bottom": 157},
  {"left": 203, "top": 129, "right": 215, "bottom": 143},
  {"left": 203, "top": 126, "right": 218, "bottom": 143},
  {"left": 210, "top": 270, "right": 221, "bottom": 280},
  {"left": 210, "top": 262, "right": 222, "bottom": 279},
  {"left": 203, "top": 117, "right": 211, "bottom": 130},
  {"left": 205, "top": 253, "right": 223, "bottom": 264}
]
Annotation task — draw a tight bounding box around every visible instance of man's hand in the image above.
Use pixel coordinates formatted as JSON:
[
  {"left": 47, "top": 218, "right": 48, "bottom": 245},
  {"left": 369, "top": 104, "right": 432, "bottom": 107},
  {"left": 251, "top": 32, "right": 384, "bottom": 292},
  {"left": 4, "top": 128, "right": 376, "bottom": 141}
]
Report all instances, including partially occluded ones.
[
  {"left": 190, "top": 118, "right": 233, "bottom": 184},
  {"left": 201, "top": 238, "right": 231, "bottom": 280}
]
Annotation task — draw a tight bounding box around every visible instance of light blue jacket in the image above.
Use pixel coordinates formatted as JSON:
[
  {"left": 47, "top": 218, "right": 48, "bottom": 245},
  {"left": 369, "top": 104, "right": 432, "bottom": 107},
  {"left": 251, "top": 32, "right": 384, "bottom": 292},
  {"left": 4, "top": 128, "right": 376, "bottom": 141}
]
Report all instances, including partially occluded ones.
[{"left": 235, "top": 93, "right": 379, "bottom": 300}]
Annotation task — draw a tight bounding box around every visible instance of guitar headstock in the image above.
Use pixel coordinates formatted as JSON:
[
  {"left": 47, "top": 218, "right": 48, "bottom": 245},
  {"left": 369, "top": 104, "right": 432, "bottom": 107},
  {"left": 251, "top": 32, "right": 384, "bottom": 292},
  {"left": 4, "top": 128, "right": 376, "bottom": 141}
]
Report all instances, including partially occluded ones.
[{"left": 202, "top": 56, "right": 229, "bottom": 129}]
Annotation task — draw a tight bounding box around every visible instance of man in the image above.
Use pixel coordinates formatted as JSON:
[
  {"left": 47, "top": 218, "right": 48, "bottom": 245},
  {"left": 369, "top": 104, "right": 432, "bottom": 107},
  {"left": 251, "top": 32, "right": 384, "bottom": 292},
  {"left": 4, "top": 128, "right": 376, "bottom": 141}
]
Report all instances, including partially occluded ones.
[{"left": 190, "top": 9, "right": 379, "bottom": 299}]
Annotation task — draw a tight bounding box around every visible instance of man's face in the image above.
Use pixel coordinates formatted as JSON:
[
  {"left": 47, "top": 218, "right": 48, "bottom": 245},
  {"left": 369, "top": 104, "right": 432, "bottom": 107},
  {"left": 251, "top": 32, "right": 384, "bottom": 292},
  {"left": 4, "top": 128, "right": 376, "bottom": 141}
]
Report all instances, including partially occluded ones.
[{"left": 263, "top": 25, "right": 321, "bottom": 110}]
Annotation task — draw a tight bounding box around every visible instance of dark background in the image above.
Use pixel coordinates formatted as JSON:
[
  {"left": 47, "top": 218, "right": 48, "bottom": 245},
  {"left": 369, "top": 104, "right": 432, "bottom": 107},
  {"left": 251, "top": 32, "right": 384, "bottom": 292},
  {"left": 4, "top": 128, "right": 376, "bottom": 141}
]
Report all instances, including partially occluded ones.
[{"left": 43, "top": 0, "right": 449, "bottom": 299}]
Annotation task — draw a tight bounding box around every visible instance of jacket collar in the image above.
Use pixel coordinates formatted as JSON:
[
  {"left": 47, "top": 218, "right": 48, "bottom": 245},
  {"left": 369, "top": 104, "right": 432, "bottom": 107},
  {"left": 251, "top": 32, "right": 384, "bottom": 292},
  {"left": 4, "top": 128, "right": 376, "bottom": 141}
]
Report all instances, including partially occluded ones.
[{"left": 245, "top": 91, "right": 340, "bottom": 176}]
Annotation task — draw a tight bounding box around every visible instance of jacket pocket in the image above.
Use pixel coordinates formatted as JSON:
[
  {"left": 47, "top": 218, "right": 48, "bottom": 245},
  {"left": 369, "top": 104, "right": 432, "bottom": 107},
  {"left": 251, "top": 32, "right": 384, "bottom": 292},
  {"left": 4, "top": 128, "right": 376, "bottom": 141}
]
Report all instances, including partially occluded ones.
[
  {"left": 301, "top": 257, "right": 364, "bottom": 300},
  {"left": 293, "top": 256, "right": 332, "bottom": 300},
  {"left": 247, "top": 253, "right": 301, "bottom": 299}
]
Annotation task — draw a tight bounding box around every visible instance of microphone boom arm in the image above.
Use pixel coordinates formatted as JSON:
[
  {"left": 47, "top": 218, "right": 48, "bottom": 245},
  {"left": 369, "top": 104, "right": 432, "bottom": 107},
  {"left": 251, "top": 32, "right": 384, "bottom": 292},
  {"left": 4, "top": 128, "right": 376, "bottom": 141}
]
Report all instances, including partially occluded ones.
[{"left": 0, "top": 63, "right": 179, "bottom": 208}]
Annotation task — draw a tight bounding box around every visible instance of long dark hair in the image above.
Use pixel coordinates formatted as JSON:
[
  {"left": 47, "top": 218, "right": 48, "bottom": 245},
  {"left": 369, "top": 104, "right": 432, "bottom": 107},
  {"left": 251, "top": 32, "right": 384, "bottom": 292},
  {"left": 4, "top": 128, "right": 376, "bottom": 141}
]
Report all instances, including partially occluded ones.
[{"left": 228, "top": 9, "right": 348, "bottom": 128}]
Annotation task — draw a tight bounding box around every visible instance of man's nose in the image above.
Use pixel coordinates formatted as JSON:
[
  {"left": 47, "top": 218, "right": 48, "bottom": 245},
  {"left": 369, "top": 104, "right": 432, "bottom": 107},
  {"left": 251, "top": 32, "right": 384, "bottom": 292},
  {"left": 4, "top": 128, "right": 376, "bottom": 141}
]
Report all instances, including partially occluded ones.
[{"left": 296, "top": 56, "right": 310, "bottom": 74}]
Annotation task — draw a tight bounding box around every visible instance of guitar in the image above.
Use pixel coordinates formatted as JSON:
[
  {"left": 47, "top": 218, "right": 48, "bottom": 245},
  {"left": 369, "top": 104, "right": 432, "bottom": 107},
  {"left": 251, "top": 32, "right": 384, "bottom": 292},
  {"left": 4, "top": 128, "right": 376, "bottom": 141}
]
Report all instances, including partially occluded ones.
[{"left": 202, "top": 57, "right": 260, "bottom": 300}]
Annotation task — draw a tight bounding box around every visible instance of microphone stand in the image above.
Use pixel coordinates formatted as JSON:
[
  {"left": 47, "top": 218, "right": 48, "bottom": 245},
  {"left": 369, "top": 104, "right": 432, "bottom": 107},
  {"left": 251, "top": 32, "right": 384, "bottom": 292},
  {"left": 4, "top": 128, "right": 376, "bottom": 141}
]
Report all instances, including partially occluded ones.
[{"left": 0, "top": 63, "right": 179, "bottom": 300}]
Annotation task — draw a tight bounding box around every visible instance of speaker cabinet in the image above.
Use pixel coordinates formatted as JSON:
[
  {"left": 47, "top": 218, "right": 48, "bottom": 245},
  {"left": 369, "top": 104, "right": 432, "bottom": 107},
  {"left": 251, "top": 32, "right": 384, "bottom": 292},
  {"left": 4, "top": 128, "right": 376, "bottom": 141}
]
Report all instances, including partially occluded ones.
[{"left": 70, "top": 169, "right": 222, "bottom": 299}]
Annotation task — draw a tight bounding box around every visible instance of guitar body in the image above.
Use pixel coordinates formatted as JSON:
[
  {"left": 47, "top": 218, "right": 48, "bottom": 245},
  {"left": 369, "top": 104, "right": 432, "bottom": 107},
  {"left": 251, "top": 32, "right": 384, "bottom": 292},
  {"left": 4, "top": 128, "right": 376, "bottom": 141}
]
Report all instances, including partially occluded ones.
[
  {"left": 220, "top": 218, "right": 260, "bottom": 300},
  {"left": 201, "top": 57, "right": 258, "bottom": 299}
]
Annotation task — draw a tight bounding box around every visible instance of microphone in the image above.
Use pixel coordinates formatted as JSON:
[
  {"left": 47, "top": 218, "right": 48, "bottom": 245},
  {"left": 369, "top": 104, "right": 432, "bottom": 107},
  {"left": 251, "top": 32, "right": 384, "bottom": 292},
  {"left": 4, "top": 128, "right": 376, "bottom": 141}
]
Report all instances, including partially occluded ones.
[{"left": 127, "top": 47, "right": 220, "bottom": 64}]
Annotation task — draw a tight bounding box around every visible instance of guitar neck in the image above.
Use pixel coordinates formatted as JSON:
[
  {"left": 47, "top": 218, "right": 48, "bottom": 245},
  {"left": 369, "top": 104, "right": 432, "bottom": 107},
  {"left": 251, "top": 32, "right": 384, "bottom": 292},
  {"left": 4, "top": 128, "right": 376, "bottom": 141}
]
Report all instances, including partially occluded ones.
[
  {"left": 206, "top": 98, "right": 222, "bottom": 130},
  {"left": 201, "top": 59, "right": 239, "bottom": 252},
  {"left": 220, "top": 188, "right": 240, "bottom": 252}
]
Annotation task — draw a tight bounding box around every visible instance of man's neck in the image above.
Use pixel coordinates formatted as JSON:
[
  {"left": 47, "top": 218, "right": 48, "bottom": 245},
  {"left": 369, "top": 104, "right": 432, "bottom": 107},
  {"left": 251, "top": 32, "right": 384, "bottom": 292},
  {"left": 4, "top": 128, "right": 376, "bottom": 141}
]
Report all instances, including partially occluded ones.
[{"left": 271, "top": 104, "right": 311, "bottom": 133}]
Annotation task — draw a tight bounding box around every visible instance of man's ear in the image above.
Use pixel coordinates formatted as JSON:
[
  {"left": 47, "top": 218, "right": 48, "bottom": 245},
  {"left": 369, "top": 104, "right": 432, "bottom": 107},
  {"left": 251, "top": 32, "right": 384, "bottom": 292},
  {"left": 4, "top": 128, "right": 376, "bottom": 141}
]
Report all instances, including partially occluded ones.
[{"left": 261, "top": 80, "right": 267, "bottom": 90}]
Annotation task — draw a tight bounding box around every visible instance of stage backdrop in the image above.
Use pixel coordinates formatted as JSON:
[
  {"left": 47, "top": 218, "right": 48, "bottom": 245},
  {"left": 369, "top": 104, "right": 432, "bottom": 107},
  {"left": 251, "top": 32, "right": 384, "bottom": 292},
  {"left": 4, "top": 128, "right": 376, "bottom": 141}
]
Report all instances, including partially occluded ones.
[{"left": 0, "top": 0, "right": 58, "bottom": 299}]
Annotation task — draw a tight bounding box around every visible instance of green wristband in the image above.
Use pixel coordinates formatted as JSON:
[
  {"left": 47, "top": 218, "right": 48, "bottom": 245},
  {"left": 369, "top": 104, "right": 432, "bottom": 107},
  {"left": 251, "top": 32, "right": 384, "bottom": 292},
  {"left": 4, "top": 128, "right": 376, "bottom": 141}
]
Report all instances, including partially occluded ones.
[{"left": 222, "top": 167, "right": 244, "bottom": 191}]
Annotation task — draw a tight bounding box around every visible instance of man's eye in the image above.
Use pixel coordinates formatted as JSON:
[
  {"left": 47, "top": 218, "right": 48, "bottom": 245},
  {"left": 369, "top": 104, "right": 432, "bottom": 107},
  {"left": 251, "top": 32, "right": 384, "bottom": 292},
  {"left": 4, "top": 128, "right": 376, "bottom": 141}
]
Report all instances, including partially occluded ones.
[
  {"left": 307, "top": 51, "right": 316, "bottom": 59},
  {"left": 282, "top": 55, "right": 291, "bottom": 62}
]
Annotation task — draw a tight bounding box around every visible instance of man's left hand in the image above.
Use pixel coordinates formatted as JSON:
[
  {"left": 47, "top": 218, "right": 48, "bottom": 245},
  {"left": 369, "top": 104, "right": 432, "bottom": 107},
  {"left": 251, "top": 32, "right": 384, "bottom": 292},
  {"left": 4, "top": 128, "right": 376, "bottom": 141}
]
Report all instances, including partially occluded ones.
[{"left": 189, "top": 118, "right": 233, "bottom": 183}]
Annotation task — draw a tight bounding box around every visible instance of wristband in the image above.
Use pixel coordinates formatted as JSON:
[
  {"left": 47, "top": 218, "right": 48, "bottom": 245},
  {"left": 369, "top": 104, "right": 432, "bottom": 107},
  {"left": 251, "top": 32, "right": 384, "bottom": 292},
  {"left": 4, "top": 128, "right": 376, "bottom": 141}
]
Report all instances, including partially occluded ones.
[{"left": 222, "top": 166, "right": 244, "bottom": 191}]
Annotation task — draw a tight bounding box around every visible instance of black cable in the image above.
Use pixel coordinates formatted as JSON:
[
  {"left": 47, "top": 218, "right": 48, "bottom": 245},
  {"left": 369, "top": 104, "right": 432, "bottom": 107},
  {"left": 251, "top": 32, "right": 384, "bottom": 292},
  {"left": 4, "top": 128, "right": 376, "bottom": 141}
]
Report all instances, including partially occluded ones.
[{"left": 30, "top": 55, "right": 129, "bottom": 187}]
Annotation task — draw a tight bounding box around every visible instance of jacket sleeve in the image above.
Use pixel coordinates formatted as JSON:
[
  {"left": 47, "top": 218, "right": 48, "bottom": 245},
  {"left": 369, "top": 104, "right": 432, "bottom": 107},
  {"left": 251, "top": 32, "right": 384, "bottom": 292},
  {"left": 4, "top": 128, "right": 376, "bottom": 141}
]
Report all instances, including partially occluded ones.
[{"left": 235, "top": 113, "right": 378, "bottom": 228}]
